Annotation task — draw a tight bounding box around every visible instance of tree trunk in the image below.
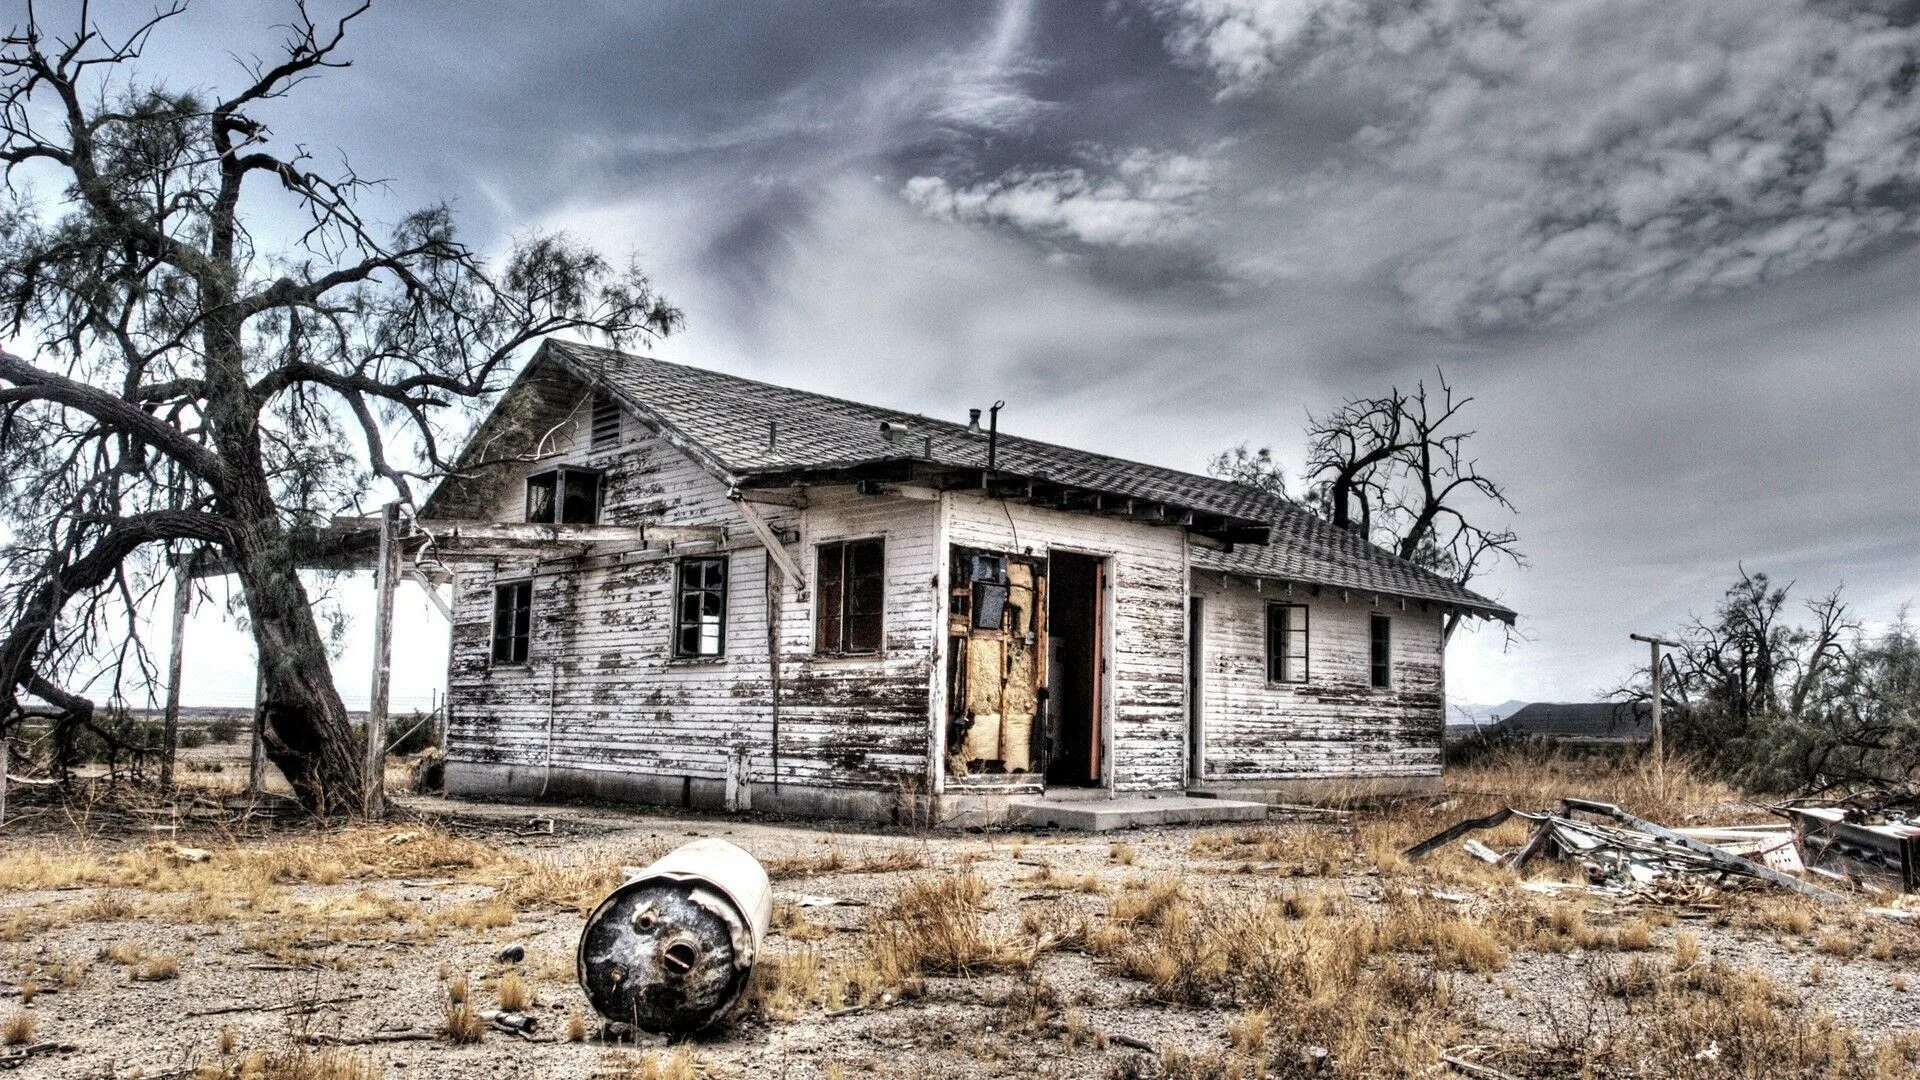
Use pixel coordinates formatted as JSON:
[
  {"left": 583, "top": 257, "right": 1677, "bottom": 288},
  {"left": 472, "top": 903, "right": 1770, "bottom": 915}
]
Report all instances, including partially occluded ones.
[
  {"left": 231, "top": 523, "right": 366, "bottom": 816},
  {"left": 199, "top": 290, "right": 365, "bottom": 816}
]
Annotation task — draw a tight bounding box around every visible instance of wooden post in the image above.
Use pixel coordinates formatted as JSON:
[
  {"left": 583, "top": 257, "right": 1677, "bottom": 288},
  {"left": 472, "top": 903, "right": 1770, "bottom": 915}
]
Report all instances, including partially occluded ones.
[
  {"left": 247, "top": 666, "right": 266, "bottom": 796},
  {"left": 160, "top": 557, "right": 192, "bottom": 790},
  {"left": 1630, "top": 633, "right": 1683, "bottom": 789},
  {"left": 363, "top": 502, "right": 401, "bottom": 817}
]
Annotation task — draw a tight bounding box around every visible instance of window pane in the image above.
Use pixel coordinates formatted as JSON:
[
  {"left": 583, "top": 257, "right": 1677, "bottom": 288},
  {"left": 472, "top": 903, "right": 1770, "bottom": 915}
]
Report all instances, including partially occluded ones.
[
  {"left": 494, "top": 582, "right": 532, "bottom": 663},
  {"left": 560, "top": 471, "right": 599, "bottom": 524},
  {"left": 816, "top": 543, "right": 844, "bottom": 652},
  {"left": 1370, "top": 615, "right": 1390, "bottom": 687},
  {"left": 525, "top": 474, "right": 556, "bottom": 524},
  {"left": 674, "top": 558, "right": 727, "bottom": 657},
  {"left": 845, "top": 540, "right": 884, "bottom": 653},
  {"left": 1266, "top": 605, "right": 1308, "bottom": 684},
  {"left": 848, "top": 538, "right": 884, "bottom": 577}
]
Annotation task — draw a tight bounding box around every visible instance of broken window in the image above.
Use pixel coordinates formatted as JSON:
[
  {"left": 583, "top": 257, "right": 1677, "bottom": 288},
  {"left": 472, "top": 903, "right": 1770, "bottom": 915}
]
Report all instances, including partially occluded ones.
[
  {"left": 590, "top": 390, "right": 621, "bottom": 450},
  {"left": 1370, "top": 613, "right": 1392, "bottom": 688},
  {"left": 492, "top": 580, "right": 533, "bottom": 665},
  {"left": 1265, "top": 602, "right": 1308, "bottom": 684},
  {"left": 675, "top": 556, "right": 728, "bottom": 658},
  {"left": 815, "top": 538, "right": 884, "bottom": 654},
  {"left": 525, "top": 467, "right": 601, "bottom": 525}
]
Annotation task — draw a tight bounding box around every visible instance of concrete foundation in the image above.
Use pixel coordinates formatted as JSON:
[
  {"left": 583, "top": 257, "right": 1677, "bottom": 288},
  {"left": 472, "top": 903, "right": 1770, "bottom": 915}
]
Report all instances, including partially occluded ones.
[
  {"left": 445, "top": 760, "right": 1276, "bottom": 831},
  {"left": 444, "top": 761, "right": 914, "bottom": 825},
  {"left": 1188, "top": 773, "right": 1443, "bottom": 805}
]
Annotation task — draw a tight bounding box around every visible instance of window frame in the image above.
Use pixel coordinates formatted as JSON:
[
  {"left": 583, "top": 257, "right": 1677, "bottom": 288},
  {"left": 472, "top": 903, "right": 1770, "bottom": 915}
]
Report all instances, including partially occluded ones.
[
  {"left": 1265, "top": 602, "right": 1310, "bottom": 685},
  {"left": 1369, "top": 613, "right": 1392, "bottom": 689},
  {"left": 524, "top": 466, "right": 602, "bottom": 525},
  {"left": 814, "top": 537, "right": 886, "bottom": 656},
  {"left": 673, "top": 555, "right": 730, "bottom": 659},
  {"left": 491, "top": 579, "right": 534, "bottom": 666}
]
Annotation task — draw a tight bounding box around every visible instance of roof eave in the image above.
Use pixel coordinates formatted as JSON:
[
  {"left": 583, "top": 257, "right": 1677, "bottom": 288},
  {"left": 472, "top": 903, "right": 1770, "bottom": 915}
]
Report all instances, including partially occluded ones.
[{"left": 1197, "top": 567, "right": 1517, "bottom": 624}]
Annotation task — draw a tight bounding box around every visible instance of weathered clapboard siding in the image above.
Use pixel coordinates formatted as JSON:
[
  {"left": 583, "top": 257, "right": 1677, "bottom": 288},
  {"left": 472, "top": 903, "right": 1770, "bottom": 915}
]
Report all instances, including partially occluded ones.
[
  {"left": 944, "top": 493, "right": 1190, "bottom": 793},
  {"left": 445, "top": 397, "right": 935, "bottom": 794},
  {"left": 1190, "top": 575, "right": 1445, "bottom": 781}
]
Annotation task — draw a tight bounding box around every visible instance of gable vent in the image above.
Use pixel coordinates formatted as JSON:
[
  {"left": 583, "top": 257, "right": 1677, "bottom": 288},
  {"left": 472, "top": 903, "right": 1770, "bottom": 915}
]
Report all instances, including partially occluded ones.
[{"left": 590, "top": 390, "right": 621, "bottom": 450}]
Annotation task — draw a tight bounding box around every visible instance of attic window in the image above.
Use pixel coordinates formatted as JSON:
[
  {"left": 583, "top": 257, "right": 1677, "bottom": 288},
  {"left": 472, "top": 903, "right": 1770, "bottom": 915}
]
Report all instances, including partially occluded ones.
[
  {"left": 526, "top": 467, "right": 601, "bottom": 525},
  {"left": 590, "top": 391, "right": 621, "bottom": 450}
]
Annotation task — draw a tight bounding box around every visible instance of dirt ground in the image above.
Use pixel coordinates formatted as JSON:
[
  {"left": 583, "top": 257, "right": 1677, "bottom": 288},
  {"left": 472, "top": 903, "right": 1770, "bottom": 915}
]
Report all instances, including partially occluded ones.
[{"left": 3, "top": 748, "right": 1919, "bottom": 1079}]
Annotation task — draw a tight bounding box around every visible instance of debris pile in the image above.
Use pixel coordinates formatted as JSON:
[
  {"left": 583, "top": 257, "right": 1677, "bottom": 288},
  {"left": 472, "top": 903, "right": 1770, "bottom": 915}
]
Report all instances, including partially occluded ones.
[{"left": 1406, "top": 795, "right": 1920, "bottom": 906}]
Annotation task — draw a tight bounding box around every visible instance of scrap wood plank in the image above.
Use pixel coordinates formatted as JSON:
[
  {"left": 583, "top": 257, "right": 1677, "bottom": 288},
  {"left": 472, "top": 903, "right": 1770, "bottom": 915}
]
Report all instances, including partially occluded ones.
[
  {"left": 1403, "top": 808, "right": 1516, "bottom": 860},
  {"left": 1560, "top": 798, "right": 1846, "bottom": 904}
]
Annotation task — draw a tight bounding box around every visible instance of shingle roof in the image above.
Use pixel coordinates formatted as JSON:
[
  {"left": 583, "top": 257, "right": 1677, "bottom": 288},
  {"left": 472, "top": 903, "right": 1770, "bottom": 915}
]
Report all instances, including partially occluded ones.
[
  {"left": 1189, "top": 506, "right": 1515, "bottom": 619},
  {"left": 551, "top": 340, "right": 1276, "bottom": 524},
  {"left": 543, "top": 339, "right": 1515, "bottom": 621}
]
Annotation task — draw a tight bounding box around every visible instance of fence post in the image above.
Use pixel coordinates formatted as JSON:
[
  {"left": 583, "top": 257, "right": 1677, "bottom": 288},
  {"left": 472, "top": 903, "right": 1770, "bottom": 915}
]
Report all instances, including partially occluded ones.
[{"left": 161, "top": 557, "right": 192, "bottom": 789}]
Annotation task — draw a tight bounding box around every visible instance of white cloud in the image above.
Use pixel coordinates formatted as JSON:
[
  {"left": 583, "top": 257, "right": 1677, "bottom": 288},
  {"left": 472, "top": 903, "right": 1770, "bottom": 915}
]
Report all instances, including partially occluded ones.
[
  {"left": 1144, "top": 0, "right": 1920, "bottom": 328},
  {"left": 902, "top": 147, "right": 1217, "bottom": 247}
]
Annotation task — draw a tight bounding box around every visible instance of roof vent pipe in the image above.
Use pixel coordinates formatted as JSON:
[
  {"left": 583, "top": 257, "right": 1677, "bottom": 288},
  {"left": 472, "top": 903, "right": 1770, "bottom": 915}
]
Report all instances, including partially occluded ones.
[
  {"left": 967, "top": 408, "right": 982, "bottom": 433},
  {"left": 987, "top": 400, "right": 1004, "bottom": 473}
]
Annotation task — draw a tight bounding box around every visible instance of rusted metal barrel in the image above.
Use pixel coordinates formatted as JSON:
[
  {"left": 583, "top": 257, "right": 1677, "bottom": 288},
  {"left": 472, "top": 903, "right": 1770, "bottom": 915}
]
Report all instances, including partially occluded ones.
[{"left": 576, "top": 838, "right": 772, "bottom": 1035}]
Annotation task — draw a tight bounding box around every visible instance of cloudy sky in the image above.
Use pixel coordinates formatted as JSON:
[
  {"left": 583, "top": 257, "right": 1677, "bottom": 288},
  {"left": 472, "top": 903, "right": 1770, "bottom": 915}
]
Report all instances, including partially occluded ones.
[{"left": 66, "top": 0, "right": 1920, "bottom": 711}]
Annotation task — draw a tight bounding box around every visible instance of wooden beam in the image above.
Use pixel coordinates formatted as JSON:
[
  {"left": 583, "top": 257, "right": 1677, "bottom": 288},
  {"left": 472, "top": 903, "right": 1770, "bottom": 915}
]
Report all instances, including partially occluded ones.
[
  {"left": 733, "top": 487, "right": 808, "bottom": 509},
  {"left": 731, "top": 495, "right": 807, "bottom": 600},
  {"left": 363, "top": 503, "right": 400, "bottom": 818},
  {"left": 408, "top": 567, "right": 453, "bottom": 622},
  {"left": 413, "top": 518, "right": 725, "bottom": 545}
]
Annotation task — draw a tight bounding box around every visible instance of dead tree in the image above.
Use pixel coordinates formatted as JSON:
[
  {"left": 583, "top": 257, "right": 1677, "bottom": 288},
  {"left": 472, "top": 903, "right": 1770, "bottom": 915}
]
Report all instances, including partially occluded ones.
[
  {"left": 1632, "top": 570, "right": 1920, "bottom": 796},
  {"left": 1302, "top": 373, "right": 1520, "bottom": 639},
  {"left": 0, "top": 2, "right": 679, "bottom": 815}
]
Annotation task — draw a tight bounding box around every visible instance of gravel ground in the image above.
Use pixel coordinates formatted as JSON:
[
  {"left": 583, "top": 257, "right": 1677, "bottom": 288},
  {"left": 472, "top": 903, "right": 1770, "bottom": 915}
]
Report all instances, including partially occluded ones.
[{"left": 3, "top": 783, "right": 1918, "bottom": 1079}]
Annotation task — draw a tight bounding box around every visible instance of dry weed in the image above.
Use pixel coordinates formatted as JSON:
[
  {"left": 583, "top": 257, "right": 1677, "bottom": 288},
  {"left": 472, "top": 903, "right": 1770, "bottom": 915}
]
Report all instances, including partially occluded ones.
[
  {"left": 496, "top": 971, "right": 531, "bottom": 1011},
  {"left": 1, "top": 1012, "right": 34, "bottom": 1046}
]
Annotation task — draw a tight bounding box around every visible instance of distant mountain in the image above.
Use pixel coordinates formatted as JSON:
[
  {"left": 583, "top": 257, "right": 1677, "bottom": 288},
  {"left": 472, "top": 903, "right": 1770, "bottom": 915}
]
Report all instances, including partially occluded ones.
[{"left": 1446, "top": 700, "right": 1531, "bottom": 732}]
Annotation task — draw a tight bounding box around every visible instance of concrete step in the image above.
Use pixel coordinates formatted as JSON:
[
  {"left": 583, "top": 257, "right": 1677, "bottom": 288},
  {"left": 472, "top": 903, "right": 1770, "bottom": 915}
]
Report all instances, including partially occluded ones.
[{"left": 1006, "top": 794, "right": 1268, "bottom": 831}]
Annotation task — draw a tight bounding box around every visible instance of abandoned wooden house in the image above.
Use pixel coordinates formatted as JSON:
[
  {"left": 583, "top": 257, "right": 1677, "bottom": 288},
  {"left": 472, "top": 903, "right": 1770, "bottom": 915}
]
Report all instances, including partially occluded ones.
[{"left": 418, "top": 339, "right": 1515, "bottom": 825}]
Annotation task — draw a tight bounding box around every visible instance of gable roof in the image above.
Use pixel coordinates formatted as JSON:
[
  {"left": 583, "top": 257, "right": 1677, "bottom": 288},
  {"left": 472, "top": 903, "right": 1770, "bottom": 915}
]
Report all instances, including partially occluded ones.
[
  {"left": 548, "top": 339, "right": 1277, "bottom": 534},
  {"left": 461, "top": 339, "right": 1514, "bottom": 621},
  {"left": 1494, "top": 702, "right": 1652, "bottom": 740}
]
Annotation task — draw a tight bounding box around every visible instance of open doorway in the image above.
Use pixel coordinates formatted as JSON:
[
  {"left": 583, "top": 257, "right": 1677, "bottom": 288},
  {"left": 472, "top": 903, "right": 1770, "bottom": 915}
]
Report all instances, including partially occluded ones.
[{"left": 1044, "top": 551, "right": 1106, "bottom": 787}]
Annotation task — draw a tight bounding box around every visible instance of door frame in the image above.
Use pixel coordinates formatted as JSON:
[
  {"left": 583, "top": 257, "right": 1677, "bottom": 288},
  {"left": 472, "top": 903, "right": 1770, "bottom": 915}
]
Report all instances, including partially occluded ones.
[
  {"left": 1187, "top": 593, "right": 1204, "bottom": 782},
  {"left": 1043, "top": 546, "right": 1111, "bottom": 790}
]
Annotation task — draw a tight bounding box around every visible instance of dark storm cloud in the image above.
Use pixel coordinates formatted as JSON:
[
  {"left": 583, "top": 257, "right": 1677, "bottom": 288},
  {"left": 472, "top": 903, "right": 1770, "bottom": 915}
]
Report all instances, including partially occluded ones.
[{"left": 64, "top": 0, "right": 1920, "bottom": 707}]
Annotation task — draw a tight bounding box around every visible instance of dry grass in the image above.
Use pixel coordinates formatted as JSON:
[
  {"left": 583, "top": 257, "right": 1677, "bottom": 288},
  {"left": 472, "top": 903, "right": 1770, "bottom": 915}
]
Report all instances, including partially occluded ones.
[
  {"left": 867, "top": 871, "right": 1044, "bottom": 980},
  {"left": 761, "top": 842, "right": 929, "bottom": 880},
  {"left": 0, "top": 827, "right": 501, "bottom": 897},
  {"left": 770, "top": 900, "right": 832, "bottom": 942},
  {"left": 1559, "top": 957, "right": 1920, "bottom": 1078},
  {"left": 1, "top": 1012, "right": 34, "bottom": 1046},
  {"left": 198, "top": 1045, "right": 381, "bottom": 1080},
  {"left": 496, "top": 971, "right": 531, "bottom": 1012},
  {"left": 135, "top": 952, "right": 183, "bottom": 981},
  {"left": 1189, "top": 825, "right": 1344, "bottom": 875},
  {"left": 443, "top": 997, "right": 484, "bottom": 1044},
  {"left": 496, "top": 851, "right": 631, "bottom": 913},
  {"left": 600, "top": 1047, "right": 707, "bottom": 1079}
]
